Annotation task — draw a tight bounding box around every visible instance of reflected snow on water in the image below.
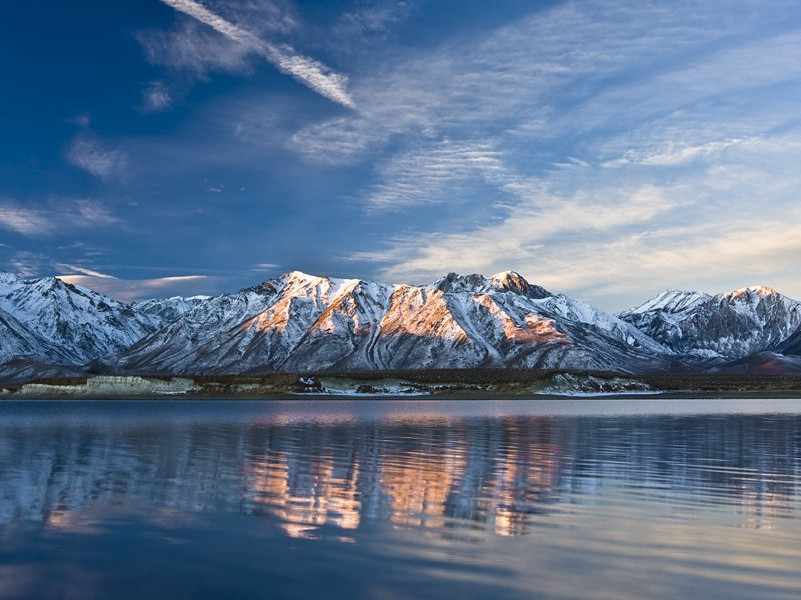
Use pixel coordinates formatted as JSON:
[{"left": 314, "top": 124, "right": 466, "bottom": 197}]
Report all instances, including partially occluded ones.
[{"left": 0, "top": 398, "right": 800, "bottom": 599}]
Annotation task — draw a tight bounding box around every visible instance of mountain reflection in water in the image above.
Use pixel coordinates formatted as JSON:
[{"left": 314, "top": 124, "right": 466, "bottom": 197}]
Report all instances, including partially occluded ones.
[{"left": 0, "top": 400, "right": 798, "bottom": 540}]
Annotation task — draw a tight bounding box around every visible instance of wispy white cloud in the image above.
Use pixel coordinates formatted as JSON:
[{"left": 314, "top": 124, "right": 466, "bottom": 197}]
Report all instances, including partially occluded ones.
[
  {"left": 366, "top": 141, "right": 509, "bottom": 209},
  {"left": 117, "top": 0, "right": 801, "bottom": 309},
  {"left": 284, "top": 0, "right": 801, "bottom": 186},
  {"left": 351, "top": 131, "right": 801, "bottom": 309},
  {"left": 140, "top": 80, "right": 172, "bottom": 113},
  {"left": 156, "top": 0, "right": 355, "bottom": 107},
  {"left": 66, "top": 135, "right": 127, "bottom": 180},
  {"left": 0, "top": 200, "right": 117, "bottom": 237},
  {"left": 138, "top": 19, "right": 253, "bottom": 76},
  {"left": 290, "top": 0, "right": 765, "bottom": 164},
  {"left": 66, "top": 112, "right": 91, "bottom": 128},
  {"left": 54, "top": 264, "right": 115, "bottom": 279},
  {"left": 334, "top": 0, "right": 418, "bottom": 37},
  {"left": 604, "top": 140, "right": 737, "bottom": 168},
  {"left": 6, "top": 251, "right": 50, "bottom": 278},
  {"left": 0, "top": 205, "right": 56, "bottom": 237},
  {"left": 4, "top": 252, "right": 217, "bottom": 300},
  {"left": 160, "top": 0, "right": 261, "bottom": 45},
  {"left": 351, "top": 177, "right": 683, "bottom": 282},
  {"left": 251, "top": 262, "right": 280, "bottom": 271},
  {"left": 262, "top": 0, "right": 796, "bottom": 308},
  {"left": 56, "top": 273, "right": 213, "bottom": 302}
]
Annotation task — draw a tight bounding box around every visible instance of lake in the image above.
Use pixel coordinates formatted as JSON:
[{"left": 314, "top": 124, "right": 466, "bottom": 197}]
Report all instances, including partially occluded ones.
[{"left": 0, "top": 398, "right": 800, "bottom": 599}]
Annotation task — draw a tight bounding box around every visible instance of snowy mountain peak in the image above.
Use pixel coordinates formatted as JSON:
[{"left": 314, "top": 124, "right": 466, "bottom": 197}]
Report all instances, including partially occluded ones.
[
  {"left": 619, "top": 285, "right": 801, "bottom": 360},
  {"left": 491, "top": 270, "right": 523, "bottom": 282},
  {"left": 432, "top": 272, "right": 489, "bottom": 293},
  {"left": 0, "top": 272, "right": 23, "bottom": 297},
  {"left": 431, "top": 270, "right": 550, "bottom": 299},
  {"left": 99, "top": 269, "right": 666, "bottom": 375},
  {"left": 0, "top": 271, "right": 206, "bottom": 368},
  {"left": 0, "top": 271, "right": 20, "bottom": 287},
  {"left": 725, "top": 285, "right": 780, "bottom": 300},
  {"left": 6, "top": 267, "right": 801, "bottom": 380},
  {"left": 624, "top": 289, "right": 712, "bottom": 316},
  {"left": 490, "top": 270, "right": 550, "bottom": 298},
  {"left": 277, "top": 272, "right": 373, "bottom": 306},
  {"left": 281, "top": 270, "right": 328, "bottom": 285}
]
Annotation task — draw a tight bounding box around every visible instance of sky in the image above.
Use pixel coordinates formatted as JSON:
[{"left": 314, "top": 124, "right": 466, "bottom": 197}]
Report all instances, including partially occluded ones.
[{"left": 3, "top": 0, "right": 801, "bottom": 311}]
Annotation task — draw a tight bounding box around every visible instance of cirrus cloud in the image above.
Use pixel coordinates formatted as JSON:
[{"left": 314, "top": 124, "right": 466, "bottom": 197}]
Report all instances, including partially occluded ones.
[
  {"left": 66, "top": 135, "right": 127, "bottom": 180},
  {"left": 56, "top": 272, "right": 215, "bottom": 302},
  {"left": 0, "top": 199, "right": 118, "bottom": 237},
  {"left": 152, "top": 0, "right": 355, "bottom": 108}
]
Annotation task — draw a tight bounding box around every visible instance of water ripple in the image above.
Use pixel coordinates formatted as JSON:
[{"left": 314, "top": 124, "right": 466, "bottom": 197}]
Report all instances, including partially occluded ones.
[{"left": 0, "top": 399, "right": 801, "bottom": 598}]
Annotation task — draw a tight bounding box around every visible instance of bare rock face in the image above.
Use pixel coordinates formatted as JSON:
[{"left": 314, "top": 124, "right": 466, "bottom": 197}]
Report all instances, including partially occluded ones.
[{"left": 618, "top": 286, "right": 801, "bottom": 359}]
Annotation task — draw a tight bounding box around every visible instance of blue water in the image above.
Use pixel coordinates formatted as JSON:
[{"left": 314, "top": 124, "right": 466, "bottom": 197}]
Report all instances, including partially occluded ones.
[{"left": 0, "top": 398, "right": 800, "bottom": 599}]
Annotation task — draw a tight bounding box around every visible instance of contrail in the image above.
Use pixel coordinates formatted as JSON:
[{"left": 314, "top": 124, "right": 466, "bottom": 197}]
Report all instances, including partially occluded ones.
[{"left": 159, "top": 0, "right": 355, "bottom": 108}]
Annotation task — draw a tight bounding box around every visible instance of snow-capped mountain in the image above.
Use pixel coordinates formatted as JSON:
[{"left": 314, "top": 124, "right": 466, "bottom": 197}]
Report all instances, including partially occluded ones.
[
  {"left": 618, "top": 286, "right": 801, "bottom": 359},
  {"left": 433, "top": 271, "right": 551, "bottom": 298},
  {"left": 105, "top": 270, "right": 668, "bottom": 374},
  {"left": 135, "top": 295, "right": 210, "bottom": 329},
  {"left": 0, "top": 273, "right": 198, "bottom": 367},
  {"left": 5, "top": 268, "right": 801, "bottom": 383},
  {"left": 0, "top": 307, "right": 67, "bottom": 366},
  {"left": 104, "top": 280, "right": 280, "bottom": 373}
]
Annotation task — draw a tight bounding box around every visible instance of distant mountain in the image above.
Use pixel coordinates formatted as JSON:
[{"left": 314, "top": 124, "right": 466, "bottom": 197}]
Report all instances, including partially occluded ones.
[
  {"left": 135, "top": 295, "right": 210, "bottom": 330},
  {"left": 3, "top": 269, "right": 801, "bottom": 384},
  {"left": 0, "top": 272, "right": 197, "bottom": 368},
  {"left": 618, "top": 286, "right": 801, "bottom": 359}
]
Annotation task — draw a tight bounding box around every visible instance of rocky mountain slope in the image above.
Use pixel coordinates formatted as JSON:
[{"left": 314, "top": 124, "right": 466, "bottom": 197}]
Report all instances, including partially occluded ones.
[
  {"left": 135, "top": 295, "right": 210, "bottom": 330},
  {"left": 0, "top": 272, "right": 197, "bottom": 367},
  {"left": 3, "top": 269, "right": 801, "bottom": 383},
  {"left": 0, "top": 307, "right": 66, "bottom": 366},
  {"left": 105, "top": 271, "right": 668, "bottom": 374},
  {"left": 618, "top": 286, "right": 801, "bottom": 360}
]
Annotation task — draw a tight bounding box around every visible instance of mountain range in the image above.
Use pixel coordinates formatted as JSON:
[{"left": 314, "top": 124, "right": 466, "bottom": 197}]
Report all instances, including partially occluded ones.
[{"left": 2, "top": 270, "right": 801, "bottom": 383}]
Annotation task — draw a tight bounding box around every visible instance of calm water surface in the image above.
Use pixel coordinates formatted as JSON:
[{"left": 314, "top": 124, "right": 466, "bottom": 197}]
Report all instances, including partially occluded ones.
[{"left": 0, "top": 398, "right": 800, "bottom": 599}]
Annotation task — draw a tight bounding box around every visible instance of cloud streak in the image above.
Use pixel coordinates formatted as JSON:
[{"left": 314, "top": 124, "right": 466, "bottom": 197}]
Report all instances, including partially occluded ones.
[
  {"left": 366, "top": 141, "right": 510, "bottom": 209},
  {"left": 0, "top": 200, "right": 117, "bottom": 237},
  {"left": 335, "top": 0, "right": 418, "bottom": 38},
  {"left": 290, "top": 0, "right": 759, "bottom": 164},
  {"left": 79, "top": 0, "right": 801, "bottom": 310},
  {"left": 56, "top": 273, "right": 213, "bottom": 302},
  {"left": 351, "top": 131, "right": 801, "bottom": 310},
  {"left": 158, "top": 0, "right": 355, "bottom": 108},
  {"left": 140, "top": 80, "right": 172, "bottom": 113},
  {"left": 66, "top": 135, "right": 127, "bottom": 180},
  {"left": 0, "top": 206, "right": 56, "bottom": 237},
  {"left": 55, "top": 264, "right": 116, "bottom": 279}
]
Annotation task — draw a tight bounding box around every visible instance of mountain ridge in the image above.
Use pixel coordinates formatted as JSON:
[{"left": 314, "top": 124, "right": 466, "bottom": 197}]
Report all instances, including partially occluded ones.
[
  {"left": 1, "top": 270, "right": 800, "bottom": 383},
  {"left": 103, "top": 269, "right": 665, "bottom": 375},
  {"left": 618, "top": 284, "right": 801, "bottom": 360}
]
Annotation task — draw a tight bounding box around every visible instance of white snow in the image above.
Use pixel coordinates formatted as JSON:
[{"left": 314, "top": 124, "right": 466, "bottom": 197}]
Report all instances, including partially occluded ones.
[{"left": 5, "top": 268, "right": 799, "bottom": 379}]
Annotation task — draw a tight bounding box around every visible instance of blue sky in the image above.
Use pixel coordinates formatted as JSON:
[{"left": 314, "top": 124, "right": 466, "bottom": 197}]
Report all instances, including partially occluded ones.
[{"left": 3, "top": 0, "right": 801, "bottom": 311}]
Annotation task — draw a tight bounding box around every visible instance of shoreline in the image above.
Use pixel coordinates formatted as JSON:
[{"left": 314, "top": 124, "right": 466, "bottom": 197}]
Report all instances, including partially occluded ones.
[
  {"left": 5, "top": 391, "right": 801, "bottom": 402},
  {"left": 3, "top": 370, "right": 801, "bottom": 401}
]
